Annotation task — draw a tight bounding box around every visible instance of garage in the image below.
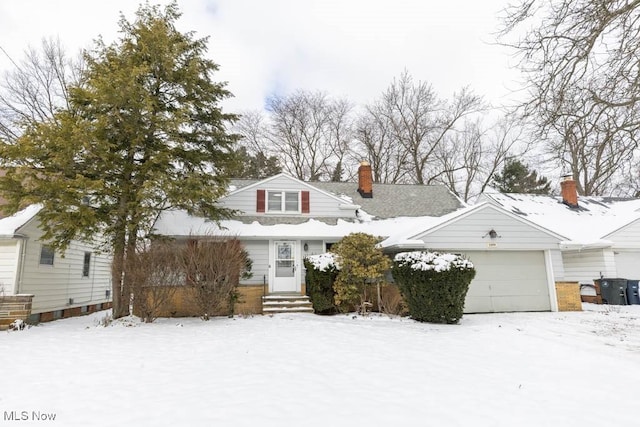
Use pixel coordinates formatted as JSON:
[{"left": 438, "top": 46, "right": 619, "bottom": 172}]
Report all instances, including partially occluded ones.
[{"left": 462, "top": 251, "right": 551, "bottom": 313}]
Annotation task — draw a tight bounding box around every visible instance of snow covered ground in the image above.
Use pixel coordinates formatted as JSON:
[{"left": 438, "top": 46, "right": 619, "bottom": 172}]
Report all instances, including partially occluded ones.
[{"left": 1, "top": 304, "right": 639, "bottom": 427}]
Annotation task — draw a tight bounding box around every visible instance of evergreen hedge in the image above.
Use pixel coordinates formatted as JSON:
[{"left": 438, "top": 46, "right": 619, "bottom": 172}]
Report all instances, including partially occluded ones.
[
  {"left": 304, "top": 255, "right": 339, "bottom": 314},
  {"left": 392, "top": 251, "right": 476, "bottom": 324}
]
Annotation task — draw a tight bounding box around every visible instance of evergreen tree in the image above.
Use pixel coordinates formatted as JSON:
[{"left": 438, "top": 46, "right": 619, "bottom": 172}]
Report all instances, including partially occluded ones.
[
  {"left": 0, "top": 2, "right": 238, "bottom": 318},
  {"left": 226, "top": 146, "right": 281, "bottom": 179},
  {"left": 330, "top": 160, "right": 343, "bottom": 182},
  {"left": 492, "top": 159, "right": 551, "bottom": 194}
]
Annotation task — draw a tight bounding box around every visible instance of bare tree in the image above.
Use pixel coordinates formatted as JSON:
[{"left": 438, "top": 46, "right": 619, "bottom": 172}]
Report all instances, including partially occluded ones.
[
  {"left": 433, "top": 114, "right": 527, "bottom": 202},
  {"left": 265, "top": 90, "right": 354, "bottom": 181},
  {"left": 369, "top": 71, "right": 485, "bottom": 185},
  {"left": 0, "top": 38, "right": 83, "bottom": 142},
  {"left": 499, "top": 0, "right": 640, "bottom": 195},
  {"left": 353, "top": 104, "right": 411, "bottom": 184},
  {"left": 234, "top": 110, "right": 272, "bottom": 157},
  {"left": 545, "top": 89, "right": 640, "bottom": 195}
]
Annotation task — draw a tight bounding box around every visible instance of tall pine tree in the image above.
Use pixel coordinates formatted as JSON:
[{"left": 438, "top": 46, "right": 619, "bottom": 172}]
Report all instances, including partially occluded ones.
[
  {"left": 0, "top": 2, "right": 238, "bottom": 318},
  {"left": 492, "top": 159, "right": 551, "bottom": 194}
]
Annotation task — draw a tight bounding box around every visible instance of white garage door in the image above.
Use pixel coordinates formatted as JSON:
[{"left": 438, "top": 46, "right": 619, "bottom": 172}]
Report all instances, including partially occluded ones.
[{"left": 462, "top": 251, "right": 551, "bottom": 313}]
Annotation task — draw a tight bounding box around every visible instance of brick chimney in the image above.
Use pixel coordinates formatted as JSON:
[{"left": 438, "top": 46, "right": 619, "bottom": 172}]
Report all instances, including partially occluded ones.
[
  {"left": 560, "top": 175, "right": 578, "bottom": 208},
  {"left": 357, "top": 161, "right": 373, "bottom": 198}
]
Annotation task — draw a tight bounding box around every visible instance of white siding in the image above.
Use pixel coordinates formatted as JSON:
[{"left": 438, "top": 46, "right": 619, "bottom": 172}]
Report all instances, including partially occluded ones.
[
  {"left": 606, "top": 218, "right": 640, "bottom": 247},
  {"left": 613, "top": 251, "right": 640, "bottom": 279},
  {"left": 16, "top": 219, "right": 112, "bottom": 313},
  {"left": 220, "top": 175, "right": 353, "bottom": 218},
  {"left": 562, "top": 249, "right": 617, "bottom": 284},
  {"left": 549, "top": 249, "right": 565, "bottom": 281},
  {"left": 241, "top": 240, "right": 269, "bottom": 286},
  {"left": 0, "top": 240, "right": 20, "bottom": 295},
  {"left": 302, "top": 240, "right": 324, "bottom": 257},
  {"left": 419, "top": 205, "right": 562, "bottom": 251},
  {"left": 301, "top": 240, "right": 324, "bottom": 280}
]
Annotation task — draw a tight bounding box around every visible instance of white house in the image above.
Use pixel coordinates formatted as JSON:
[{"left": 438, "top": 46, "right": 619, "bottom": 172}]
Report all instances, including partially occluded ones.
[
  {"left": 0, "top": 205, "right": 112, "bottom": 328},
  {"left": 154, "top": 162, "right": 576, "bottom": 314}
]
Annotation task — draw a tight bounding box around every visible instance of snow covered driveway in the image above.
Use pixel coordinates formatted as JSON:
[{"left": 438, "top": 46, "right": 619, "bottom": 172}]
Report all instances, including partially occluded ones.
[{"left": 1, "top": 305, "right": 639, "bottom": 426}]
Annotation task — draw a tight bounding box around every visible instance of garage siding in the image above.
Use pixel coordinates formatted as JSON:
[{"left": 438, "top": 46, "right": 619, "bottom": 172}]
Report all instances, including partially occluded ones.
[
  {"left": 461, "top": 251, "right": 551, "bottom": 313},
  {"left": 614, "top": 251, "right": 640, "bottom": 280}
]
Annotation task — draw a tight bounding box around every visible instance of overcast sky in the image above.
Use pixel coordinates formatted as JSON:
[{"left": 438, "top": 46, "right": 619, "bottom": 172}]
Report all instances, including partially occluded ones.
[{"left": 0, "top": 0, "right": 520, "bottom": 114}]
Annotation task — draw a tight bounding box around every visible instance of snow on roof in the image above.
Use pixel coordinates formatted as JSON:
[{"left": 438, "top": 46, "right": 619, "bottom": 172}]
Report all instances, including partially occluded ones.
[
  {"left": 482, "top": 192, "right": 640, "bottom": 244},
  {"left": 0, "top": 204, "right": 41, "bottom": 237},
  {"left": 153, "top": 208, "right": 447, "bottom": 240}
]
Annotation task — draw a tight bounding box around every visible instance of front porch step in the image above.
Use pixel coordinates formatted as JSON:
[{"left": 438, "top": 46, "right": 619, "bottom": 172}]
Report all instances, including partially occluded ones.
[{"left": 262, "top": 294, "right": 314, "bottom": 314}]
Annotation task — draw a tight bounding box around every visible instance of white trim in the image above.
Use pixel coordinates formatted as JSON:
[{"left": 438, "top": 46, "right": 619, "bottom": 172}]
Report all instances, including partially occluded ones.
[
  {"left": 545, "top": 250, "right": 559, "bottom": 312},
  {"left": 418, "top": 203, "right": 568, "bottom": 242},
  {"left": 266, "top": 190, "right": 301, "bottom": 214},
  {"left": 559, "top": 240, "right": 614, "bottom": 251}
]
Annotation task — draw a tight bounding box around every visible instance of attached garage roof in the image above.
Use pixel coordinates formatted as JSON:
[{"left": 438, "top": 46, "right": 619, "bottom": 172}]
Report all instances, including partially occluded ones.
[{"left": 380, "top": 202, "right": 566, "bottom": 251}]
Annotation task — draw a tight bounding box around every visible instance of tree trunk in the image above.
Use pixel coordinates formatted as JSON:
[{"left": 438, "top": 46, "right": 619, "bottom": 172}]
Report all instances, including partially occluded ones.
[{"left": 111, "top": 229, "right": 127, "bottom": 319}]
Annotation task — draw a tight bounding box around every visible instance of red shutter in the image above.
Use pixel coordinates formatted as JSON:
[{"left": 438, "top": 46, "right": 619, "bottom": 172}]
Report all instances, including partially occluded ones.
[
  {"left": 256, "top": 189, "right": 265, "bottom": 213},
  {"left": 301, "top": 191, "right": 310, "bottom": 213}
]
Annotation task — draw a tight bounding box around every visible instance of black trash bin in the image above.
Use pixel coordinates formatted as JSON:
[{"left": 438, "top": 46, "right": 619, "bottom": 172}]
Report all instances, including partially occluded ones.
[
  {"left": 595, "top": 278, "right": 627, "bottom": 305},
  {"left": 626, "top": 280, "right": 640, "bottom": 305}
]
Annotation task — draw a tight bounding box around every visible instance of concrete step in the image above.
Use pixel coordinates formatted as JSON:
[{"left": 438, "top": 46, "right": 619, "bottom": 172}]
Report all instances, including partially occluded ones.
[{"left": 262, "top": 294, "right": 314, "bottom": 314}]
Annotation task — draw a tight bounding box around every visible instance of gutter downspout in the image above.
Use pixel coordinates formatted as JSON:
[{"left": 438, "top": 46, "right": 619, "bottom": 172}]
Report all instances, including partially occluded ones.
[{"left": 13, "top": 234, "right": 28, "bottom": 295}]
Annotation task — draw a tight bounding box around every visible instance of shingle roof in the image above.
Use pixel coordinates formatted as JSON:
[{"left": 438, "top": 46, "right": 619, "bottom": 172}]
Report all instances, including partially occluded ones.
[{"left": 229, "top": 179, "right": 464, "bottom": 219}]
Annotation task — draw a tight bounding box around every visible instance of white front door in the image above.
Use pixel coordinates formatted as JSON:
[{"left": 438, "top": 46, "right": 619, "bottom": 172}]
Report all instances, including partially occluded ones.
[{"left": 272, "top": 241, "right": 298, "bottom": 293}]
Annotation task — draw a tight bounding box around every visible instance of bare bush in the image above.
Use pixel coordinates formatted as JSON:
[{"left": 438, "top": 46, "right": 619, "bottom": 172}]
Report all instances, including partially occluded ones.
[
  {"left": 378, "top": 284, "right": 408, "bottom": 316},
  {"left": 128, "top": 242, "right": 183, "bottom": 323},
  {"left": 183, "top": 238, "right": 251, "bottom": 320}
]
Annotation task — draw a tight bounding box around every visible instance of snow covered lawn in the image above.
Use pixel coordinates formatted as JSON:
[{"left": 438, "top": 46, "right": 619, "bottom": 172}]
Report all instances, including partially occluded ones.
[{"left": 2, "top": 305, "right": 639, "bottom": 427}]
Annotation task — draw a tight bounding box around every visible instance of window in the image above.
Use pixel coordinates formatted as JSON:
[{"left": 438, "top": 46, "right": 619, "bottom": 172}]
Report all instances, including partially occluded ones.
[
  {"left": 39, "top": 245, "right": 55, "bottom": 266},
  {"left": 267, "top": 191, "right": 299, "bottom": 213},
  {"left": 83, "top": 252, "right": 92, "bottom": 277}
]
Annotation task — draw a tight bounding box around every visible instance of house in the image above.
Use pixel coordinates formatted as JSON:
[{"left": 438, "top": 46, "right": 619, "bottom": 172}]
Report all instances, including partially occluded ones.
[
  {"left": 155, "top": 162, "right": 585, "bottom": 315},
  {"left": 0, "top": 205, "right": 112, "bottom": 329},
  {"left": 153, "top": 162, "right": 465, "bottom": 313},
  {"left": 478, "top": 177, "right": 640, "bottom": 292}
]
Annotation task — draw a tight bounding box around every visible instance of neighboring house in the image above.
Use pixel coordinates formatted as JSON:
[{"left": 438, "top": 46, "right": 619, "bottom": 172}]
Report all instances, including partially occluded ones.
[
  {"left": 478, "top": 178, "right": 640, "bottom": 288},
  {"left": 0, "top": 205, "right": 112, "bottom": 328}
]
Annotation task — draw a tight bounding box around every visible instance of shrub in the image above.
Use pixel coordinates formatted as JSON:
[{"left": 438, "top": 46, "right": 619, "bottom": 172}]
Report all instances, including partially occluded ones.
[
  {"left": 129, "top": 241, "right": 183, "bottom": 323},
  {"left": 392, "top": 251, "right": 475, "bottom": 324},
  {"left": 183, "top": 238, "right": 251, "bottom": 320},
  {"left": 304, "top": 253, "right": 339, "bottom": 314},
  {"left": 332, "top": 233, "right": 392, "bottom": 314}
]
